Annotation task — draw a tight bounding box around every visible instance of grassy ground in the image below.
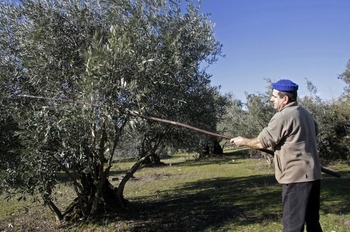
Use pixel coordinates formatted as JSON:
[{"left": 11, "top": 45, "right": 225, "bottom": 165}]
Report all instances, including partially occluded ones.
[{"left": 1, "top": 149, "right": 349, "bottom": 231}]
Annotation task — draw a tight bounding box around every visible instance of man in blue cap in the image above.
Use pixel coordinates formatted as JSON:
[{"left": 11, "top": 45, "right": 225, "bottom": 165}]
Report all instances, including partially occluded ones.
[{"left": 231, "top": 79, "right": 322, "bottom": 232}]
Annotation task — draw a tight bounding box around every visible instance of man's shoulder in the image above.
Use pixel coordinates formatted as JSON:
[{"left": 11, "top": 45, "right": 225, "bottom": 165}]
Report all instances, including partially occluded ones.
[
  {"left": 283, "top": 104, "right": 315, "bottom": 121},
  {"left": 283, "top": 103, "right": 305, "bottom": 113}
]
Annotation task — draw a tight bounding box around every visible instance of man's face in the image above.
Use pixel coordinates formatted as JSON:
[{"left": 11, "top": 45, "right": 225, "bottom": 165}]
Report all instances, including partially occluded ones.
[{"left": 270, "top": 89, "right": 288, "bottom": 111}]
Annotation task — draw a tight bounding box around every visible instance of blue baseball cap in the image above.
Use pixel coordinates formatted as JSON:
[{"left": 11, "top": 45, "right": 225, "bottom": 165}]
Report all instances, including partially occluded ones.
[{"left": 272, "top": 79, "right": 298, "bottom": 92}]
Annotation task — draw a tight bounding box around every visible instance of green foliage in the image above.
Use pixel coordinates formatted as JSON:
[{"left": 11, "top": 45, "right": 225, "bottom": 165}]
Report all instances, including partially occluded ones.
[
  {"left": 308, "top": 101, "right": 350, "bottom": 161},
  {"left": 244, "top": 92, "right": 274, "bottom": 135},
  {"left": 218, "top": 81, "right": 274, "bottom": 139},
  {"left": 0, "top": 0, "right": 226, "bottom": 220},
  {"left": 0, "top": 111, "right": 22, "bottom": 194},
  {"left": 338, "top": 59, "right": 350, "bottom": 96},
  {"left": 299, "top": 80, "right": 350, "bottom": 161}
]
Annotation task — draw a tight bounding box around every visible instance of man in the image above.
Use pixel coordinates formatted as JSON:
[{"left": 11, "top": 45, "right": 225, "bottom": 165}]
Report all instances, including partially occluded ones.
[{"left": 230, "top": 79, "right": 322, "bottom": 232}]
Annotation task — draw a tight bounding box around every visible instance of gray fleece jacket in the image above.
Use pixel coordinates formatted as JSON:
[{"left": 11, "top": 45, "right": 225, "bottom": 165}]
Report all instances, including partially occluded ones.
[{"left": 258, "top": 102, "right": 321, "bottom": 184}]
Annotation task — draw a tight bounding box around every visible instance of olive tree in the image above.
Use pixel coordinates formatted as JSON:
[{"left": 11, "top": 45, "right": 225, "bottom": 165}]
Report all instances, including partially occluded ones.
[
  {"left": 301, "top": 66, "right": 350, "bottom": 161},
  {"left": 0, "top": 0, "right": 223, "bottom": 221}
]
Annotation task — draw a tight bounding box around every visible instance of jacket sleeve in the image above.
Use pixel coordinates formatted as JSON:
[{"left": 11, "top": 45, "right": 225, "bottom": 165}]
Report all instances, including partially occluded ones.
[{"left": 258, "top": 112, "right": 286, "bottom": 149}]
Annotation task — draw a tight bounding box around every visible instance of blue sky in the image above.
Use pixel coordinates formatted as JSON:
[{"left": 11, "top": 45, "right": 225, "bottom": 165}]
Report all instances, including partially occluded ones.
[{"left": 200, "top": 0, "right": 350, "bottom": 101}]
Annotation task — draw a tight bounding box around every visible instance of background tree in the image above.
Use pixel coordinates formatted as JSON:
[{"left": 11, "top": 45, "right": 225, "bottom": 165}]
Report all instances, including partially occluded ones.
[
  {"left": 297, "top": 79, "right": 350, "bottom": 161},
  {"left": 0, "top": 0, "right": 224, "bottom": 221},
  {"left": 218, "top": 81, "right": 274, "bottom": 154},
  {"left": 339, "top": 60, "right": 350, "bottom": 96},
  {"left": 217, "top": 94, "right": 246, "bottom": 147}
]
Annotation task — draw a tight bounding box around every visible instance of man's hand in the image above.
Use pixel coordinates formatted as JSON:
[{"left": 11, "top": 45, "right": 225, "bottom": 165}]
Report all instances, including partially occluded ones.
[
  {"left": 230, "top": 136, "right": 245, "bottom": 147},
  {"left": 230, "top": 136, "right": 265, "bottom": 149}
]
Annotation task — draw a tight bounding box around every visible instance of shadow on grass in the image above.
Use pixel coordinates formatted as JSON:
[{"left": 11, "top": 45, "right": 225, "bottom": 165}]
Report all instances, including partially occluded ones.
[
  {"left": 119, "top": 174, "right": 281, "bottom": 231},
  {"left": 321, "top": 170, "right": 350, "bottom": 215}
]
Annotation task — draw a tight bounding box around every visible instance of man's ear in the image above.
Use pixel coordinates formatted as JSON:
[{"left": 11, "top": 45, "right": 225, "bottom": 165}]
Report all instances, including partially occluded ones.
[{"left": 282, "top": 95, "right": 289, "bottom": 104}]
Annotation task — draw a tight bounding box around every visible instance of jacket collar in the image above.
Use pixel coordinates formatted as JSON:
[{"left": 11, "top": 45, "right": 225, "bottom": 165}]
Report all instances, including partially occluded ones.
[{"left": 279, "top": 101, "right": 298, "bottom": 112}]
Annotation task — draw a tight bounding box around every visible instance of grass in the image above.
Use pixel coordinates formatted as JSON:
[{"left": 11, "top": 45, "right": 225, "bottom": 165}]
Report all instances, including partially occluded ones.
[{"left": 1, "top": 149, "right": 349, "bottom": 231}]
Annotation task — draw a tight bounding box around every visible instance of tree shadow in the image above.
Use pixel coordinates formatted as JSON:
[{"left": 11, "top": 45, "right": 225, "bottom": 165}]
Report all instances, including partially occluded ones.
[
  {"left": 120, "top": 174, "right": 281, "bottom": 231},
  {"left": 320, "top": 170, "right": 350, "bottom": 215}
]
